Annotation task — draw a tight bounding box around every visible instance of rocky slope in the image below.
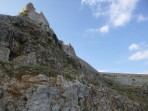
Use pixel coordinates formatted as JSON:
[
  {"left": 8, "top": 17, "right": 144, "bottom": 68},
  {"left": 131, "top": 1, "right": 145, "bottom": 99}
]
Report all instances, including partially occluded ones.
[{"left": 0, "top": 11, "right": 147, "bottom": 111}]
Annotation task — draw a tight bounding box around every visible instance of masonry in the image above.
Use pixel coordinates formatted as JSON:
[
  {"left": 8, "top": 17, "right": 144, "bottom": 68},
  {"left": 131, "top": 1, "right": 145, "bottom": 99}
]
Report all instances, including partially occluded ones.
[{"left": 19, "top": 3, "right": 50, "bottom": 31}]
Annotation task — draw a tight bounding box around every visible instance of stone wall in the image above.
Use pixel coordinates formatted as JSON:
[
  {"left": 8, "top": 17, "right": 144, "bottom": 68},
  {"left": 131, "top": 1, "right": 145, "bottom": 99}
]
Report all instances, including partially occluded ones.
[
  {"left": 101, "top": 72, "right": 148, "bottom": 86},
  {"left": 27, "top": 11, "right": 49, "bottom": 28},
  {"left": 19, "top": 3, "right": 50, "bottom": 30}
]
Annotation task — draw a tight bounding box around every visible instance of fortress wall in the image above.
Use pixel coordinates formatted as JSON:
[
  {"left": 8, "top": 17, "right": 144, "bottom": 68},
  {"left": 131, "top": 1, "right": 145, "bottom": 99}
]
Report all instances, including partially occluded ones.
[
  {"left": 27, "top": 11, "right": 40, "bottom": 23},
  {"left": 28, "top": 11, "right": 49, "bottom": 27},
  {"left": 19, "top": 3, "right": 50, "bottom": 31},
  {"left": 101, "top": 72, "right": 148, "bottom": 86}
]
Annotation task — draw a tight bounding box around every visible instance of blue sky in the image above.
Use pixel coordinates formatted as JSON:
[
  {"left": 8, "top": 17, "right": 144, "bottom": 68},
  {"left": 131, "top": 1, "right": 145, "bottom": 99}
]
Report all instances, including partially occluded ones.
[{"left": 0, "top": 0, "right": 148, "bottom": 74}]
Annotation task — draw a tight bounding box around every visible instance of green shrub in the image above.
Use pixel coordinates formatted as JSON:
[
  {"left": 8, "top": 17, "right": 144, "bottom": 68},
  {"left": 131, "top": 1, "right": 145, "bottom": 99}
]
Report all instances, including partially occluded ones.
[{"left": 64, "top": 73, "right": 74, "bottom": 81}]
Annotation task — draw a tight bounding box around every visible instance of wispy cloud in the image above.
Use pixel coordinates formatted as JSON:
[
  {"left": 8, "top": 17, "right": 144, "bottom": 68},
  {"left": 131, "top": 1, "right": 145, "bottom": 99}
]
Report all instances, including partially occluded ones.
[
  {"left": 82, "top": 0, "right": 139, "bottom": 33},
  {"left": 81, "top": 0, "right": 107, "bottom": 6},
  {"left": 81, "top": 0, "right": 112, "bottom": 17},
  {"left": 128, "top": 43, "right": 148, "bottom": 60},
  {"left": 86, "top": 25, "right": 109, "bottom": 34},
  {"left": 137, "top": 14, "right": 148, "bottom": 22},
  {"left": 84, "top": 28, "right": 100, "bottom": 37},
  {"left": 87, "top": 28, "right": 100, "bottom": 33},
  {"left": 100, "top": 25, "right": 109, "bottom": 33},
  {"left": 128, "top": 43, "right": 139, "bottom": 51},
  {"left": 129, "top": 50, "right": 148, "bottom": 60},
  {"left": 109, "top": 0, "right": 138, "bottom": 27}
]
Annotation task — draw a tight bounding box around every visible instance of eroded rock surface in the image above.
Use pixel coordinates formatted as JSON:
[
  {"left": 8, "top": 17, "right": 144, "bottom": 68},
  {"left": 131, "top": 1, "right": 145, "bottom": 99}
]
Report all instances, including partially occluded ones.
[
  {"left": 0, "top": 47, "right": 10, "bottom": 61},
  {"left": 0, "top": 3, "right": 147, "bottom": 111}
]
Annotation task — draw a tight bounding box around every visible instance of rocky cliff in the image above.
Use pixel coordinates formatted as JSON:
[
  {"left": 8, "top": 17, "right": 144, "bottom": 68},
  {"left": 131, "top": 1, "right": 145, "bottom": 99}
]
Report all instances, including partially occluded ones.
[{"left": 0, "top": 3, "right": 147, "bottom": 111}]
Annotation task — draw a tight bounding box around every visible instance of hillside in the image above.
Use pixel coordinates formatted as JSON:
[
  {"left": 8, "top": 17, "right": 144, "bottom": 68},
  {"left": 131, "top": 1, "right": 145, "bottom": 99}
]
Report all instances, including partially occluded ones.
[{"left": 0, "top": 3, "right": 147, "bottom": 111}]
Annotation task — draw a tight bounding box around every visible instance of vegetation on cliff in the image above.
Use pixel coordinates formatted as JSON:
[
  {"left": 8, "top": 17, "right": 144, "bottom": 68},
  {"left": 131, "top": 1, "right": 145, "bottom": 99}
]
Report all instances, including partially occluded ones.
[{"left": 0, "top": 3, "right": 147, "bottom": 111}]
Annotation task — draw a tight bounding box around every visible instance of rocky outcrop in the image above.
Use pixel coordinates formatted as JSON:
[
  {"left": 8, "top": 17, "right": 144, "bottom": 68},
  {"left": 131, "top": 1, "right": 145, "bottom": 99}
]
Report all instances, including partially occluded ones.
[
  {"left": 63, "top": 43, "right": 76, "bottom": 56},
  {"left": 0, "top": 47, "right": 10, "bottom": 61},
  {"left": 0, "top": 67, "right": 147, "bottom": 111},
  {"left": 101, "top": 73, "right": 148, "bottom": 86},
  {"left": 19, "top": 3, "right": 50, "bottom": 31},
  {"left": 13, "top": 52, "right": 36, "bottom": 65},
  {"left": 0, "top": 3, "right": 147, "bottom": 111}
]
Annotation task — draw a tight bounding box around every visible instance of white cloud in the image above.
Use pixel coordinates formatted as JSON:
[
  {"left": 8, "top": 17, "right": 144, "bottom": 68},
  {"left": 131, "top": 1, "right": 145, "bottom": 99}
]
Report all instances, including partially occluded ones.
[
  {"left": 137, "top": 15, "right": 148, "bottom": 22},
  {"left": 86, "top": 25, "right": 109, "bottom": 34},
  {"left": 81, "top": 0, "right": 139, "bottom": 32},
  {"left": 81, "top": 0, "right": 111, "bottom": 17},
  {"left": 100, "top": 25, "right": 109, "bottom": 33},
  {"left": 129, "top": 44, "right": 139, "bottom": 51},
  {"left": 129, "top": 50, "right": 148, "bottom": 60},
  {"left": 109, "top": 0, "right": 138, "bottom": 27},
  {"left": 111, "top": 13, "right": 131, "bottom": 27},
  {"left": 128, "top": 43, "right": 148, "bottom": 60}
]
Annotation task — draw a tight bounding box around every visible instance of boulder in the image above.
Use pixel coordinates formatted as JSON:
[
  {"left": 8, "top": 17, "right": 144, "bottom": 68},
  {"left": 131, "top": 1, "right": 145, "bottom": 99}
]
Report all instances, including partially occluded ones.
[{"left": 13, "top": 52, "right": 36, "bottom": 65}]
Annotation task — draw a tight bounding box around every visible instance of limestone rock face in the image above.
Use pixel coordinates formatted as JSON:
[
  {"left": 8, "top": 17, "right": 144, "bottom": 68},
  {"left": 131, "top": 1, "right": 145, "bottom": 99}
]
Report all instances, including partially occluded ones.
[
  {"left": 63, "top": 43, "right": 76, "bottom": 56},
  {"left": 0, "top": 47, "right": 10, "bottom": 61},
  {"left": 0, "top": 72, "right": 147, "bottom": 111},
  {"left": 0, "top": 3, "right": 147, "bottom": 111},
  {"left": 13, "top": 52, "right": 36, "bottom": 65}
]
